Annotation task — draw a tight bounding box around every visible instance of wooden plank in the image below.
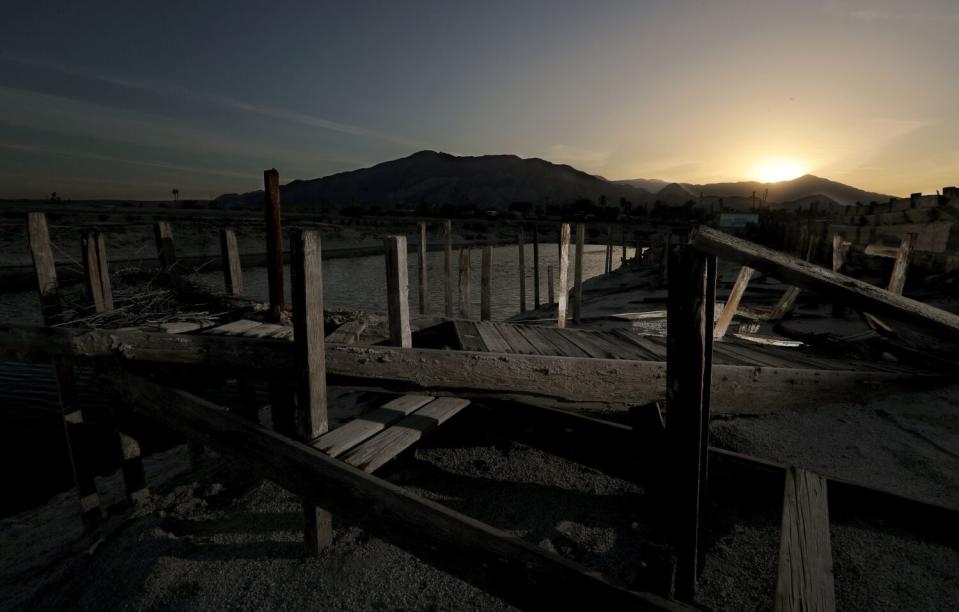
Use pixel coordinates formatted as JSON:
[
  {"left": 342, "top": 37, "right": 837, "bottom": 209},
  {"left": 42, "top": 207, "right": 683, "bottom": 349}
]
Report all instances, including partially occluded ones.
[
  {"left": 95, "top": 233, "right": 113, "bottom": 311},
  {"left": 459, "top": 247, "right": 471, "bottom": 320},
  {"left": 153, "top": 221, "right": 176, "bottom": 272},
  {"left": 713, "top": 266, "right": 753, "bottom": 339},
  {"left": 220, "top": 228, "right": 243, "bottom": 296},
  {"left": 532, "top": 226, "right": 541, "bottom": 308},
  {"left": 560, "top": 329, "right": 621, "bottom": 359},
  {"left": 418, "top": 222, "right": 428, "bottom": 315},
  {"left": 315, "top": 395, "right": 436, "bottom": 457},
  {"left": 444, "top": 220, "right": 453, "bottom": 318},
  {"left": 2, "top": 325, "right": 942, "bottom": 415},
  {"left": 557, "top": 224, "right": 570, "bottom": 328},
  {"left": 574, "top": 223, "right": 585, "bottom": 323},
  {"left": 263, "top": 169, "right": 284, "bottom": 322},
  {"left": 28, "top": 213, "right": 60, "bottom": 322},
  {"left": 512, "top": 325, "right": 562, "bottom": 356},
  {"left": 609, "top": 329, "right": 667, "bottom": 361},
  {"left": 886, "top": 232, "right": 915, "bottom": 295},
  {"left": 775, "top": 468, "right": 835, "bottom": 612},
  {"left": 481, "top": 245, "right": 492, "bottom": 321},
  {"left": 208, "top": 319, "right": 262, "bottom": 336},
  {"left": 473, "top": 320, "right": 513, "bottom": 354},
  {"left": 240, "top": 323, "right": 287, "bottom": 338},
  {"left": 453, "top": 320, "right": 488, "bottom": 352},
  {"left": 384, "top": 235, "right": 412, "bottom": 348},
  {"left": 81, "top": 231, "right": 106, "bottom": 312},
  {"left": 291, "top": 229, "right": 332, "bottom": 554},
  {"left": 863, "top": 243, "right": 898, "bottom": 259},
  {"left": 341, "top": 397, "right": 470, "bottom": 473},
  {"left": 528, "top": 325, "right": 590, "bottom": 358},
  {"left": 666, "top": 243, "right": 711, "bottom": 600},
  {"left": 768, "top": 287, "right": 801, "bottom": 322},
  {"left": 107, "top": 370, "right": 689, "bottom": 611},
  {"left": 518, "top": 227, "right": 527, "bottom": 313},
  {"left": 690, "top": 226, "right": 959, "bottom": 339},
  {"left": 495, "top": 323, "right": 540, "bottom": 355}
]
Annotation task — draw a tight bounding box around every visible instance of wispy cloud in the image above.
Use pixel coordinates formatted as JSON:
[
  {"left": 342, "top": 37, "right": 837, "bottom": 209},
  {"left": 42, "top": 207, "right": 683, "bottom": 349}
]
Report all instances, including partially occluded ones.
[{"left": 0, "top": 55, "right": 432, "bottom": 150}]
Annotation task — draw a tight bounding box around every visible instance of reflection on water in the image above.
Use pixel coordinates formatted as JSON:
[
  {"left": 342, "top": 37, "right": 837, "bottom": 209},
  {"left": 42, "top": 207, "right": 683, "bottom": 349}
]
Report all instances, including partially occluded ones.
[{"left": 0, "top": 244, "right": 630, "bottom": 516}]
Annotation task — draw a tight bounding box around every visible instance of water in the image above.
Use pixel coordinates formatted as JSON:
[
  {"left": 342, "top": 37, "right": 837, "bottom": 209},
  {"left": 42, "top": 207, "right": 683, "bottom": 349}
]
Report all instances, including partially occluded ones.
[{"left": 0, "top": 243, "right": 629, "bottom": 516}]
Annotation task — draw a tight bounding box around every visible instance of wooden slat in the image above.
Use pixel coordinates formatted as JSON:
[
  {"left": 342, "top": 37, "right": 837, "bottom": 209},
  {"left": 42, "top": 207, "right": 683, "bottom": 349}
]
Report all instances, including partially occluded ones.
[
  {"left": 241, "top": 323, "right": 287, "bottom": 338},
  {"left": 453, "top": 321, "right": 488, "bottom": 352},
  {"left": 532, "top": 326, "right": 591, "bottom": 358},
  {"left": 775, "top": 468, "right": 835, "bottom": 612},
  {"left": 557, "top": 329, "right": 615, "bottom": 359},
  {"left": 473, "top": 321, "right": 512, "bottom": 353},
  {"left": 513, "top": 325, "right": 561, "bottom": 356},
  {"left": 495, "top": 323, "right": 540, "bottom": 354},
  {"left": 609, "top": 329, "right": 667, "bottom": 361},
  {"left": 341, "top": 397, "right": 470, "bottom": 473},
  {"left": 315, "top": 395, "right": 436, "bottom": 457}
]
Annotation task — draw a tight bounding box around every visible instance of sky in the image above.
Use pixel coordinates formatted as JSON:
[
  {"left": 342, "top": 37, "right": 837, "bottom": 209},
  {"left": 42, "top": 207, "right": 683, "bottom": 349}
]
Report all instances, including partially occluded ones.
[{"left": 1, "top": 0, "right": 957, "bottom": 200}]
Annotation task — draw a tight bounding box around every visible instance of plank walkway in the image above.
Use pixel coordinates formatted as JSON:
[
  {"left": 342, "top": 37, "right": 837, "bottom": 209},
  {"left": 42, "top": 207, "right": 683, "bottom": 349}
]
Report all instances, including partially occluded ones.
[{"left": 453, "top": 320, "right": 920, "bottom": 373}]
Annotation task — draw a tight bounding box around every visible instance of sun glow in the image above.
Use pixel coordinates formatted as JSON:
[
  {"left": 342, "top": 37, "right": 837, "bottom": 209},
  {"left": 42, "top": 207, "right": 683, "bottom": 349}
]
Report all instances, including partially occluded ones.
[{"left": 753, "top": 159, "right": 807, "bottom": 183}]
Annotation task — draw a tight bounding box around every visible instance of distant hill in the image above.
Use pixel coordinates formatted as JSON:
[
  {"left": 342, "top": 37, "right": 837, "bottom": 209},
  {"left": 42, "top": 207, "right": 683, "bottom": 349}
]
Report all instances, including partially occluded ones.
[
  {"left": 615, "top": 177, "right": 670, "bottom": 193},
  {"left": 651, "top": 183, "right": 697, "bottom": 205},
  {"left": 215, "top": 151, "right": 651, "bottom": 210}
]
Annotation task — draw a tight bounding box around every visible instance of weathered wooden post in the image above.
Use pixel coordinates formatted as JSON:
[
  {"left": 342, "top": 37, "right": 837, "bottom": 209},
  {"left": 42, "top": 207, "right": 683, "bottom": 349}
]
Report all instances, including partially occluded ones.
[
  {"left": 557, "top": 224, "right": 571, "bottom": 328},
  {"left": 532, "top": 225, "right": 541, "bottom": 308},
  {"left": 517, "top": 227, "right": 527, "bottom": 313},
  {"left": 385, "top": 235, "right": 412, "bottom": 347},
  {"left": 291, "top": 229, "right": 333, "bottom": 554},
  {"left": 95, "top": 234, "right": 113, "bottom": 311},
  {"left": 573, "top": 223, "right": 585, "bottom": 323},
  {"left": 665, "top": 239, "right": 714, "bottom": 601},
  {"left": 887, "top": 232, "right": 916, "bottom": 295},
  {"left": 153, "top": 221, "right": 176, "bottom": 272},
  {"left": 481, "top": 245, "right": 493, "bottom": 321},
  {"left": 264, "top": 169, "right": 285, "bottom": 322},
  {"left": 418, "top": 222, "right": 429, "bottom": 314},
  {"left": 219, "top": 228, "right": 243, "bottom": 296},
  {"left": 81, "top": 231, "right": 106, "bottom": 312},
  {"left": 28, "top": 212, "right": 102, "bottom": 527},
  {"left": 547, "top": 264, "right": 555, "bottom": 304},
  {"left": 459, "top": 247, "right": 471, "bottom": 319},
  {"left": 443, "top": 220, "right": 453, "bottom": 318}
]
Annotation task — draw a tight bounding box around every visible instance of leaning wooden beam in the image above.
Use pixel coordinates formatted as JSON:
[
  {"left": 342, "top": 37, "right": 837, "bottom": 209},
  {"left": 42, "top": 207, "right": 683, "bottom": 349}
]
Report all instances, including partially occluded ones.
[
  {"left": 384, "top": 235, "right": 412, "bottom": 348},
  {"left": 557, "top": 224, "right": 571, "bottom": 328},
  {"left": 689, "top": 226, "right": 959, "bottom": 339},
  {"left": 775, "top": 468, "right": 835, "bottom": 612},
  {"left": 107, "top": 370, "right": 690, "bottom": 611},
  {"left": 712, "top": 266, "right": 753, "bottom": 339},
  {"left": 291, "top": 229, "right": 333, "bottom": 554},
  {"left": 219, "top": 228, "right": 243, "bottom": 297},
  {"left": 0, "top": 325, "right": 942, "bottom": 415},
  {"left": 27, "top": 212, "right": 103, "bottom": 527},
  {"left": 666, "top": 244, "right": 712, "bottom": 600},
  {"left": 263, "top": 169, "right": 285, "bottom": 322}
]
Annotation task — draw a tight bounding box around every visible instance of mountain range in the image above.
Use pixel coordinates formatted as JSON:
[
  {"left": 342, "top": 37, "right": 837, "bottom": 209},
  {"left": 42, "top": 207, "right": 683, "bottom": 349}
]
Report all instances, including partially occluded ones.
[{"left": 215, "top": 150, "right": 894, "bottom": 211}]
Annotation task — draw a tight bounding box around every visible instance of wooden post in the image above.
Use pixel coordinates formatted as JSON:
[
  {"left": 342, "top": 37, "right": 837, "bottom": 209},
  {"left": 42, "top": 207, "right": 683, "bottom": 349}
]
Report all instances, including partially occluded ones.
[
  {"left": 291, "top": 229, "right": 333, "bottom": 554},
  {"left": 518, "top": 227, "right": 527, "bottom": 313},
  {"left": 713, "top": 266, "right": 754, "bottom": 339},
  {"left": 81, "top": 232, "right": 105, "bottom": 312},
  {"left": 532, "top": 226, "right": 541, "bottom": 308},
  {"left": 557, "top": 224, "right": 571, "bottom": 328},
  {"left": 459, "top": 247, "right": 471, "bottom": 319},
  {"left": 573, "top": 223, "right": 585, "bottom": 324},
  {"left": 27, "top": 212, "right": 102, "bottom": 527},
  {"left": 481, "top": 245, "right": 492, "bottom": 321},
  {"left": 418, "top": 222, "right": 429, "bottom": 315},
  {"left": 219, "top": 228, "right": 243, "bottom": 296},
  {"left": 385, "top": 235, "right": 412, "bottom": 348},
  {"left": 886, "top": 233, "right": 916, "bottom": 295},
  {"left": 444, "top": 220, "right": 453, "bottom": 318},
  {"left": 547, "top": 264, "right": 555, "bottom": 305},
  {"left": 153, "top": 221, "right": 176, "bottom": 272},
  {"left": 666, "top": 242, "right": 712, "bottom": 601},
  {"left": 832, "top": 233, "right": 847, "bottom": 318},
  {"left": 263, "top": 169, "right": 285, "bottom": 322},
  {"left": 95, "top": 234, "right": 113, "bottom": 311}
]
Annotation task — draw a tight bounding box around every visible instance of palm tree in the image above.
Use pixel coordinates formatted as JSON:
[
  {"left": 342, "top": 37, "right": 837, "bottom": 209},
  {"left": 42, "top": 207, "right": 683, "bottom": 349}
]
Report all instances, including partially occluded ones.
[{"left": 172, "top": 188, "right": 180, "bottom": 203}]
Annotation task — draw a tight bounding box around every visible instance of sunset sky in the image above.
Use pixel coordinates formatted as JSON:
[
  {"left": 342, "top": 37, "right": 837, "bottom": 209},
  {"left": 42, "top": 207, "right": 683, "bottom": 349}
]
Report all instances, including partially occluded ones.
[{"left": 1, "top": 0, "right": 957, "bottom": 200}]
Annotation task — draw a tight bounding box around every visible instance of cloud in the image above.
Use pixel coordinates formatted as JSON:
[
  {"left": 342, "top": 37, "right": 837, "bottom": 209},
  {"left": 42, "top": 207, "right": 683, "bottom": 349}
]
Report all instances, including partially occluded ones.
[{"left": 0, "top": 55, "right": 432, "bottom": 150}]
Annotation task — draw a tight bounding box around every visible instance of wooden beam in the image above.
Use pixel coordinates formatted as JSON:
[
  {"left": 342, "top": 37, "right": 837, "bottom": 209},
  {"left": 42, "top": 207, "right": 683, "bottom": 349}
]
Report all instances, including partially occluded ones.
[
  {"left": 81, "top": 231, "right": 106, "bottom": 312},
  {"left": 219, "top": 228, "right": 243, "bottom": 297},
  {"left": 574, "top": 223, "right": 585, "bottom": 324},
  {"left": 263, "top": 169, "right": 284, "bottom": 322},
  {"left": 107, "top": 370, "right": 689, "bottom": 611},
  {"left": 418, "top": 222, "right": 429, "bottom": 315},
  {"left": 95, "top": 233, "right": 113, "bottom": 311},
  {"left": 775, "top": 468, "right": 835, "bottom": 612},
  {"left": 557, "top": 224, "right": 570, "bottom": 328},
  {"left": 28, "top": 212, "right": 60, "bottom": 322},
  {"left": 533, "top": 226, "right": 541, "bottom": 309},
  {"left": 666, "top": 244, "right": 711, "bottom": 600},
  {"left": 291, "top": 229, "right": 333, "bottom": 554},
  {"left": 481, "top": 245, "right": 492, "bottom": 321},
  {"left": 459, "top": 247, "right": 471, "bottom": 320},
  {"left": 713, "top": 266, "right": 753, "bottom": 339},
  {"left": 153, "top": 221, "right": 177, "bottom": 272},
  {"left": 384, "top": 235, "right": 412, "bottom": 348},
  {"left": 886, "top": 233, "right": 915, "bottom": 295},
  {"left": 444, "top": 220, "right": 453, "bottom": 318},
  {"left": 518, "top": 227, "right": 527, "bottom": 313},
  {"left": 863, "top": 243, "right": 899, "bottom": 259},
  {"left": 689, "top": 226, "right": 959, "bottom": 339}
]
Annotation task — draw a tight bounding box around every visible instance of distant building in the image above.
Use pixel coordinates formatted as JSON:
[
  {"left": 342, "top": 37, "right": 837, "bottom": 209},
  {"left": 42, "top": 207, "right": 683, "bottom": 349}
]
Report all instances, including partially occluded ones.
[{"left": 719, "top": 213, "right": 759, "bottom": 232}]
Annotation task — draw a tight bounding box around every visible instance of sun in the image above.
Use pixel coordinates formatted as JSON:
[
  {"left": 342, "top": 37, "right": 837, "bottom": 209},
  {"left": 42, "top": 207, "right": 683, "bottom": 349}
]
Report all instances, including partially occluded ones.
[{"left": 753, "top": 159, "right": 807, "bottom": 183}]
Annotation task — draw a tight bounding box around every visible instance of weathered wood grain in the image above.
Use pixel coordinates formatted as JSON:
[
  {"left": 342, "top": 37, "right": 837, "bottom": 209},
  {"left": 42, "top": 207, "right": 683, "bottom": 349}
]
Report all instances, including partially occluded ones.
[
  {"left": 384, "top": 235, "right": 412, "bottom": 348},
  {"left": 219, "top": 228, "right": 243, "bottom": 296}
]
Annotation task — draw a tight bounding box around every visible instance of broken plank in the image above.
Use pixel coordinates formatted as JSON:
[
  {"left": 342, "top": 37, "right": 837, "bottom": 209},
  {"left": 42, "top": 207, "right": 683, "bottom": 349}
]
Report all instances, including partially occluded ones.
[
  {"left": 341, "top": 397, "right": 470, "bottom": 473},
  {"left": 315, "top": 395, "right": 436, "bottom": 458}
]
